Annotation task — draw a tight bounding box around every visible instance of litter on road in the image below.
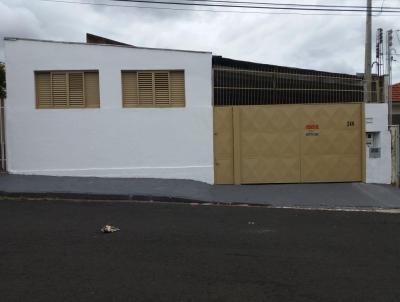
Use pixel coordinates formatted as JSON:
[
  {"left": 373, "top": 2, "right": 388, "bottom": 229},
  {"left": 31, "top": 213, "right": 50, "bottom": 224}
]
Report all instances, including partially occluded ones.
[{"left": 100, "top": 225, "right": 120, "bottom": 233}]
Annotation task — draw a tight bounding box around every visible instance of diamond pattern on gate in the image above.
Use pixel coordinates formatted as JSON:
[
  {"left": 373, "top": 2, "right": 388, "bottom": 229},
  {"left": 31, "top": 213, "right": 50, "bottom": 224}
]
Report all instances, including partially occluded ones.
[
  {"left": 241, "top": 156, "right": 300, "bottom": 183},
  {"left": 240, "top": 105, "right": 301, "bottom": 183},
  {"left": 302, "top": 155, "right": 361, "bottom": 182},
  {"left": 241, "top": 106, "right": 299, "bottom": 132},
  {"left": 301, "top": 104, "right": 362, "bottom": 182},
  {"left": 217, "top": 104, "right": 362, "bottom": 184}
]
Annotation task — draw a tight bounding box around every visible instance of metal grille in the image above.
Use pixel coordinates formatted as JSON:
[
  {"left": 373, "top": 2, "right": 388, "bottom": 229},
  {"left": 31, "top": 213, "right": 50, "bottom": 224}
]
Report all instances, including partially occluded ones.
[{"left": 213, "top": 65, "right": 381, "bottom": 106}]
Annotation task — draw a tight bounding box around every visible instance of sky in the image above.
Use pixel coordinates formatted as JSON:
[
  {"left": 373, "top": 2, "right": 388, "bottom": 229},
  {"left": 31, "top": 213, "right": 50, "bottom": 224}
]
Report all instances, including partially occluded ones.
[{"left": 0, "top": 0, "right": 399, "bottom": 82}]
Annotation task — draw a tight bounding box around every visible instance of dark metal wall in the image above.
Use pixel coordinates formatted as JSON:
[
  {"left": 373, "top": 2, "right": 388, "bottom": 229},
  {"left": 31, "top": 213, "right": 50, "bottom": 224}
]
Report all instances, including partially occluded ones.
[{"left": 213, "top": 56, "right": 380, "bottom": 106}]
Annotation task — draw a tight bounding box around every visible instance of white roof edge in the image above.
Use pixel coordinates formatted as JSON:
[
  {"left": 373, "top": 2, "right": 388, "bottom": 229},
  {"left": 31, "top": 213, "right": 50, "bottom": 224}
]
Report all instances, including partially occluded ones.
[{"left": 3, "top": 37, "right": 212, "bottom": 55}]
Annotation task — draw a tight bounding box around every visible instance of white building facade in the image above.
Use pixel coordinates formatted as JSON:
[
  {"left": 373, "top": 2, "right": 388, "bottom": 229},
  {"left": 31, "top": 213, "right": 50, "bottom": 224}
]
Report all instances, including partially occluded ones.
[
  {"left": 4, "top": 38, "right": 214, "bottom": 183},
  {"left": 3, "top": 38, "right": 392, "bottom": 185},
  {"left": 365, "top": 103, "right": 392, "bottom": 184}
]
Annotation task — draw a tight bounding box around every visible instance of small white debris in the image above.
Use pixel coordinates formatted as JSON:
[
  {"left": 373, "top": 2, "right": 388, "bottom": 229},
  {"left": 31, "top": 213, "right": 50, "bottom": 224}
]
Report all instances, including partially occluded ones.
[{"left": 100, "top": 224, "right": 120, "bottom": 233}]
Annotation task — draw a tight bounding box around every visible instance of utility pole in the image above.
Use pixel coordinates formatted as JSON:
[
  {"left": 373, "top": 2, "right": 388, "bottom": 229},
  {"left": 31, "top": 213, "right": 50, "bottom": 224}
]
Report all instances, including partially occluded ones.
[
  {"left": 387, "top": 29, "right": 393, "bottom": 125},
  {"left": 375, "top": 28, "right": 383, "bottom": 76},
  {"left": 364, "top": 0, "right": 372, "bottom": 103}
]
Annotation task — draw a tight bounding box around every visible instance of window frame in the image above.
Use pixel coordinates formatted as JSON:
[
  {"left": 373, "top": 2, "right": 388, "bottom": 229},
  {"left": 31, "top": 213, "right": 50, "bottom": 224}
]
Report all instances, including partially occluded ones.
[
  {"left": 121, "top": 69, "right": 185, "bottom": 108},
  {"left": 34, "top": 70, "right": 100, "bottom": 109}
]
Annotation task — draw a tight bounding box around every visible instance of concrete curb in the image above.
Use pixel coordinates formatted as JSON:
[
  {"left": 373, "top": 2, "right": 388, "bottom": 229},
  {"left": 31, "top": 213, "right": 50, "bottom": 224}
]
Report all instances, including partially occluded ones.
[
  {"left": 0, "top": 191, "right": 267, "bottom": 207},
  {"left": 2, "top": 191, "right": 400, "bottom": 214}
]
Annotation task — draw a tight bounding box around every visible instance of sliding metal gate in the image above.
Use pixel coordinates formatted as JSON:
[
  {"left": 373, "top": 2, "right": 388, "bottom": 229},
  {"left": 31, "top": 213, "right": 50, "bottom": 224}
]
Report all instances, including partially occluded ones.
[{"left": 214, "top": 103, "right": 365, "bottom": 184}]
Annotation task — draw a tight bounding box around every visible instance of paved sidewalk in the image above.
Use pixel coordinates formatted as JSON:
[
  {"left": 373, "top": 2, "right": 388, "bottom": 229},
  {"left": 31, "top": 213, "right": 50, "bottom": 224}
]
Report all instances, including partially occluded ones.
[{"left": 0, "top": 174, "right": 399, "bottom": 209}]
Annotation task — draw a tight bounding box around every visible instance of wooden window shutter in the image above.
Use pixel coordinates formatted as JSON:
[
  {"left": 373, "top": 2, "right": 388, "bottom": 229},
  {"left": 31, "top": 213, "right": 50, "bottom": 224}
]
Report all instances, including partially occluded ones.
[
  {"left": 36, "top": 72, "right": 52, "bottom": 108},
  {"left": 154, "top": 72, "right": 170, "bottom": 106},
  {"left": 68, "top": 72, "right": 84, "bottom": 108},
  {"left": 122, "top": 72, "right": 138, "bottom": 107},
  {"left": 84, "top": 72, "right": 100, "bottom": 108},
  {"left": 52, "top": 72, "right": 68, "bottom": 108},
  {"left": 170, "top": 71, "right": 185, "bottom": 107},
  {"left": 138, "top": 72, "right": 154, "bottom": 106},
  {"left": 121, "top": 70, "right": 185, "bottom": 108},
  {"left": 35, "top": 70, "right": 99, "bottom": 109}
]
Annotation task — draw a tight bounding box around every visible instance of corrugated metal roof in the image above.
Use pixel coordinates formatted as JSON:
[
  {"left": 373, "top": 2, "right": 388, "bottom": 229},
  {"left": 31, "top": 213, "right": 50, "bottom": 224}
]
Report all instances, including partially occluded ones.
[{"left": 212, "top": 56, "right": 362, "bottom": 78}]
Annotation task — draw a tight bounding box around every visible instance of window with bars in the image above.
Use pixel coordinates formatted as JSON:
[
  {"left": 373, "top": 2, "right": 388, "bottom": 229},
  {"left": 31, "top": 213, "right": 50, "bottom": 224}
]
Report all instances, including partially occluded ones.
[
  {"left": 35, "top": 71, "right": 100, "bottom": 108},
  {"left": 122, "top": 70, "right": 185, "bottom": 107}
]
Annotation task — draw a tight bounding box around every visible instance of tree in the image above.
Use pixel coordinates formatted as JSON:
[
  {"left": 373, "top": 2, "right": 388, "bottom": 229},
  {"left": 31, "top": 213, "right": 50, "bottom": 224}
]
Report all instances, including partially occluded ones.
[{"left": 0, "top": 62, "right": 5, "bottom": 99}]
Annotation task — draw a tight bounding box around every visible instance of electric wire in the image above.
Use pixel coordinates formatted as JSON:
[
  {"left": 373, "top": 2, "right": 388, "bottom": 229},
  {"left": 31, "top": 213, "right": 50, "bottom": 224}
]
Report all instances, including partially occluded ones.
[
  {"left": 112, "top": 0, "right": 400, "bottom": 10},
  {"left": 39, "top": 0, "right": 400, "bottom": 16},
  {"left": 110, "top": 0, "right": 400, "bottom": 12}
]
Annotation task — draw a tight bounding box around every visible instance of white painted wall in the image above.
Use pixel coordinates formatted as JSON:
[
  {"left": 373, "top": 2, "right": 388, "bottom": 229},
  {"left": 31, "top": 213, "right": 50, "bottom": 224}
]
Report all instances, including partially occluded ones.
[
  {"left": 4, "top": 39, "right": 214, "bottom": 183},
  {"left": 365, "top": 103, "right": 391, "bottom": 184}
]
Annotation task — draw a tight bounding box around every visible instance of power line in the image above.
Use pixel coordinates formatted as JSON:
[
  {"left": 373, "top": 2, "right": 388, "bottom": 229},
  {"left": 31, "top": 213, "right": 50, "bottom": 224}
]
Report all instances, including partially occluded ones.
[
  {"left": 111, "top": 0, "right": 400, "bottom": 10},
  {"left": 38, "top": 0, "right": 400, "bottom": 16},
  {"left": 110, "top": 0, "right": 400, "bottom": 12},
  {"left": 372, "top": 0, "right": 385, "bottom": 16}
]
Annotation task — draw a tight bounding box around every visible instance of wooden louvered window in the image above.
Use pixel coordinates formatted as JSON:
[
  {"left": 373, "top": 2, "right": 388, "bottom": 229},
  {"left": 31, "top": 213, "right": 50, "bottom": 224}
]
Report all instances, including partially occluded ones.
[
  {"left": 35, "top": 71, "right": 100, "bottom": 108},
  {"left": 122, "top": 70, "right": 185, "bottom": 107}
]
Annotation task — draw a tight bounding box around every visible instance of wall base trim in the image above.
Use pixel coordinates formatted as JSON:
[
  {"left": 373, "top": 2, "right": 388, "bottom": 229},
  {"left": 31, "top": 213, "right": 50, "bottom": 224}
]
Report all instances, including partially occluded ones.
[{"left": 8, "top": 165, "right": 214, "bottom": 184}]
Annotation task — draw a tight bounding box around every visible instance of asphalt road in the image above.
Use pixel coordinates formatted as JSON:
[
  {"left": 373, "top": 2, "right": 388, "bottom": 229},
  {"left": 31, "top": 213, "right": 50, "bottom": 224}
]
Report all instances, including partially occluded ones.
[{"left": 1, "top": 199, "right": 400, "bottom": 302}]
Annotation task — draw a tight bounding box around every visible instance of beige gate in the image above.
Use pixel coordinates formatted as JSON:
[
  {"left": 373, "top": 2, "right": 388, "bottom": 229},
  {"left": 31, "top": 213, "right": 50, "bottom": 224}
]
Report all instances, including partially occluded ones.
[
  {"left": 213, "top": 107, "right": 234, "bottom": 184},
  {"left": 214, "top": 103, "right": 365, "bottom": 184}
]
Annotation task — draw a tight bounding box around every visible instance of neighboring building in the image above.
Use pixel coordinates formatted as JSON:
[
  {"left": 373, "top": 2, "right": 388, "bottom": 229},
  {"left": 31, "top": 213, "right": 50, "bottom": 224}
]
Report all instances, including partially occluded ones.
[
  {"left": 393, "top": 83, "right": 400, "bottom": 102},
  {"left": 391, "top": 82, "right": 400, "bottom": 125},
  {"left": 3, "top": 37, "right": 392, "bottom": 184}
]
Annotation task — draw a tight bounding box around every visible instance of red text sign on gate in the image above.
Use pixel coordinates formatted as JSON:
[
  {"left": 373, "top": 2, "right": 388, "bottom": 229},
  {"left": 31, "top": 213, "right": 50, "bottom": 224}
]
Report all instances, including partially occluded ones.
[
  {"left": 305, "top": 124, "right": 320, "bottom": 136},
  {"left": 305, "top": 124, "right": 319, "bottom": 130}
]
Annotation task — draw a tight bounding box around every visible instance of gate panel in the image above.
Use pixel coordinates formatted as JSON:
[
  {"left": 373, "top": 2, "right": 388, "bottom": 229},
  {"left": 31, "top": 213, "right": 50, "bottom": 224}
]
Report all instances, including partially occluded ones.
[
  {"left": 238, "top": 105, "right": 301, "bottom": 184},
  {"left": 213, "top": 104, "right": 363, "bottom": 184},
  {"left": 300, "top": 104, "right": 363, "bottom": 182},
  {"left": 213, "top": 107, "right": 234, "bottom": 184}
]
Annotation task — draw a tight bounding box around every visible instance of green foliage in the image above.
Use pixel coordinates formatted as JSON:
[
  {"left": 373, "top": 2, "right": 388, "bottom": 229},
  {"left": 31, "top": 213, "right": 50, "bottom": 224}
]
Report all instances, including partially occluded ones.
[{"left": 0, "top": 63, "right": 5, "bottom": 99}]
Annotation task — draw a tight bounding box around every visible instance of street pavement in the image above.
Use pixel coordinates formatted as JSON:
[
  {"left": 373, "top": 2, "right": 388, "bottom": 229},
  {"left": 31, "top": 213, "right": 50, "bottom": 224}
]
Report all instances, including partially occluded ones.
[{"left": 1, "top": 199, "right": 400, "bottom": 302}]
